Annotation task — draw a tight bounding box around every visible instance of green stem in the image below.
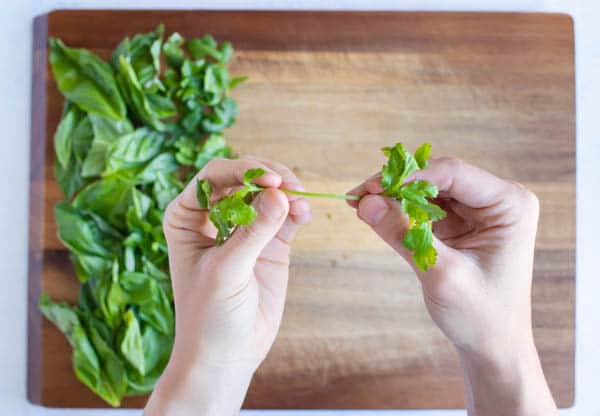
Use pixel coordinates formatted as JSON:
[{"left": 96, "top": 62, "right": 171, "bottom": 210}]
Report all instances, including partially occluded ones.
[{"left": 279, "top": 188, "right": 360, "bottom": 201}]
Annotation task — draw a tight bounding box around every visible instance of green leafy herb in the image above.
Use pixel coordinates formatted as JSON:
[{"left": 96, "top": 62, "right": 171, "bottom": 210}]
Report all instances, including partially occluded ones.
[
  {"left": 197, "top": 168, "right": 264, "bottom": 244},
  {"left": 195, "top": 143, "right": 444, "bottom": 273},
  {"left": 381, "top": 142, "right": 446, "bottom": 271},
  {"left": 42, "top": 24, "right": 244, "bottom": 406},
  {"left": 49, "top": 38, "right": 126, "bottom": 120}
]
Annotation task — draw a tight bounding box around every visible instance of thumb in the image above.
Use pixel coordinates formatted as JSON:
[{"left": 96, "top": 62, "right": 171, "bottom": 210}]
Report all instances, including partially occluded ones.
[
  {"left": 224, "top": 188, "right": 289, "bottom": 265},
  {"left": 357, "top": 194, "right": 452, "bottom": 277}
]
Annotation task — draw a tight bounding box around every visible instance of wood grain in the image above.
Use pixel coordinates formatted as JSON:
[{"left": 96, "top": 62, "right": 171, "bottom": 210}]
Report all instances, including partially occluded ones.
[{"left": 28, "top": 10, "right": 575, "bottom": 408}]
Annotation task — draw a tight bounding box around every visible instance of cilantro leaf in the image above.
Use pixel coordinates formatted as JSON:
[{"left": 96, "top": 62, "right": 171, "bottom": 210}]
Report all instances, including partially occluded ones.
[
  {"left": 380, "top": 143, "right": 446, "bottom": 271},
  {"left": 402, "top": 222, "right": 437, "bottom": 272},
  {"left": 196, "top": 179, "right": 212, "bottom": 209},
  {"left": 414, "top": 142, "right": 432, "bottom": 169},
  {"left": 196, "top": 169, "right": 265, "bottom": 244},
  {"left": 381, "top": 143, "right": 420, "bottom": 197},
  {"left": 400, "top": 180, "right": 447, "bottom": 224}
]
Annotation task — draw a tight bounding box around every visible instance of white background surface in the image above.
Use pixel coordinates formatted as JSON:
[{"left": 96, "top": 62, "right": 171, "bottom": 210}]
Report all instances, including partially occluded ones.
[{"left": 1, "top": 0, "right": 597, "bottom": 415}]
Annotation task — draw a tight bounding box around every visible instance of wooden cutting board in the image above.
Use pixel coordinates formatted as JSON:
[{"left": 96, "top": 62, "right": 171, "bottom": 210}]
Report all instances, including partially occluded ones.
[{"left": 28, "top": 10, "right": 575, "bottom": 408}]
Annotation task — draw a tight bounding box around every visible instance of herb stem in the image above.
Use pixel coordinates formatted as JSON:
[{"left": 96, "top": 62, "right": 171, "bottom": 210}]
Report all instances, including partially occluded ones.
[{"left": 279, "top": 188, "right": 360, "bottom": 201}]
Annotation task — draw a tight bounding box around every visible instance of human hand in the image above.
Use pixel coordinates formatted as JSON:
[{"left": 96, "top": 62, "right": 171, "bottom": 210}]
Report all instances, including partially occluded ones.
[
  {"left": 348, "top": 157, "right": 557, "bottom": 415},
  {"left": 145, "top": 157, "right": 311, "bottom": 416}
]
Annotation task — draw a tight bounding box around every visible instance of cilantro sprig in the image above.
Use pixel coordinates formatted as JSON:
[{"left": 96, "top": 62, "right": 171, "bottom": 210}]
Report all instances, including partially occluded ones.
[
  {"left": 381, "top": 142, "right": 446, "bottom": 271},
  {"left": 197, "top": 142, "right": 446, "bottom": 272},
  {"left": 197, "top": 168, "right": 265, "bottom": 243}
]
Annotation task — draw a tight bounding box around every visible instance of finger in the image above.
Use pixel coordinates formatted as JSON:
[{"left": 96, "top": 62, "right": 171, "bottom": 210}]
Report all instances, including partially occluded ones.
[
  {"left": 178, "top": 158, "right": 282, "bottom": 211},
  {"left": 163, "top": 197, "right": 217, "bottom": 249},
  {"left": 357, "top": 194, "right": 411, "bottom": 256},
  {"left": 346, "top": 172, "right": 382, "bottom": 208},
  {"left": 244, "top": 156, "right": 312, "bottom": 223},
  {"left": 430, "top": 198, "right": 474, "bottom": 241},
  {"left": 409, "top": 157, "right": 513, "bottom": 209},
  {"left": 222, "top": 188, "right": 290, "bottom": 269},
  {"left": 164, "top": 158, "right": 282, "bottom": 249},
  {"left": 288, "top": 198, "right": 312, "bottom": 225},
  {"left": 357, "top": 194, "right": 456, "bottom": 278}
]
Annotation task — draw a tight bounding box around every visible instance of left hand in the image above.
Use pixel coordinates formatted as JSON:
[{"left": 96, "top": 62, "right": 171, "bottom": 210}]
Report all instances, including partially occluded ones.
[{"left": 144, "top": 156, "right": 311, "bottom": 416}]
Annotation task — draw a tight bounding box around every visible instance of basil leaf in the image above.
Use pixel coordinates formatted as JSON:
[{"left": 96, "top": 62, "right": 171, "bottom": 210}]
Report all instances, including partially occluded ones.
[
  {"left": 55, "top": 203, "right": 113, "bottom": 281},
  {"left": 194, "top": 134, "right": 232, "bottom": 170},
  {"left": 73, "top": 178, "right": 133, "bottom": 230},
  {"left": 136, "top": 153, "right": 178, "bottom": 184},
  {"left": 87, "top": 320, "right": 127, "bottom": 401},
  {"left": 104, "top": 128, "right": 164, "bottom": 176},
  {"left": 54, "top": 102, "right": 81, "bottom": 169},
  {"left": 163, "top": 32, "right": 185, "bottom": 68},
  {"left": 82, "top": 115, "right": 133, "bottom": 177},
  {"left": 55, "top": 158, "right": 91, "bottom": 201},
  {"left": 201, "top": 97, "right": 238, "bottom": 133},
  {"left": 39, "top": 295, "right": 122, "bottom": 406},
  {"left": 152, "top": 173, "right": 183, "bottom": 211},
  {"left": 55, "top": 114, "right": 95, "bottom": 200},
  {"left": 116, "top": 56, "right": 175, "bottom": 131},
  {"left": 111, "top": 24, "right": 164, "bottom": 91},
  {"left": 119, "top": 309, "right": 145, "bottom": 376},
  {"left": 49, "top": 38, "right": 126, "bottom": 120}
]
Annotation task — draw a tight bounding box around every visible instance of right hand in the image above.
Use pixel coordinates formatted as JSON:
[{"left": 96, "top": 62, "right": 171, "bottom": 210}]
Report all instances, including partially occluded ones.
[{"left": 348, "top": 157, "right": 557, "bottom": 415}]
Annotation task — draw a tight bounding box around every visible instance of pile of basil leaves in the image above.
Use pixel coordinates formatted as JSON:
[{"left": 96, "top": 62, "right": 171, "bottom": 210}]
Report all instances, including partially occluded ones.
[{"left": 39, "top": 24, "right": 245, "bottom": 406}]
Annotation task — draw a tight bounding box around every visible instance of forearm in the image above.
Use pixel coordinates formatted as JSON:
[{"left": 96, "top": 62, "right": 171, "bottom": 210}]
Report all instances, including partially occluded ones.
[
  {"left": 144, "top": 355, "right": 254, "bottom": 416},
  {"left": 457, "top": 337, "right": 557, "bottom": 416}
]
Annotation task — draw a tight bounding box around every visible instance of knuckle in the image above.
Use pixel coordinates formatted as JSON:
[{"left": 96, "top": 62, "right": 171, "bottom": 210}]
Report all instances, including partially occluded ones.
[
  {"left": 508, "top": 181, "right": 540, "bottom": 223},
  {"left": 237, "top": 224, "right": 262, "bottom": 241},
  {"left": 199, "top": 157, "right": 228, "bottom": 177},
  {"left": 435, "top": 156, "right": 464, "bottom": 172},
  {"left": 446, "top": 157, "right": 465, "bottom": 170},
  {"left": 162, "top": 198, "right": 183, "bottom": 236}
]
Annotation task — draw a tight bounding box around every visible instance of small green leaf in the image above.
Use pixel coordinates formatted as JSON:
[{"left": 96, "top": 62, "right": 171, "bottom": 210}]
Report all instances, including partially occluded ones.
[
  {"left": 381, "top": 143, "right": 419, "bottom": 198},
  {"left": 196, "top": 179, "right": 212, "bottom": 209},
  {"left": 188, "top": 35, "right": 221, "bottom": 61},
  {"left": 402, "top": 222, "right": 437, "bottom": 271},
  {"left": 243, "top": 168, "right": 265, "bottom": 185},
  {"left": 163, "top": 32, "right": 185, "bottom": 68},
  {"left": 229, "top": 76, "right": 248, "bottom": 89},
  {"left": 54, "top": 103, "right": 80, "bottom": 169},
  {"left": 119, "top": 309, "right": 145, "bottom": 376},
  {"left": 414, "top": 142, "right": 432, "bottom": 169}
]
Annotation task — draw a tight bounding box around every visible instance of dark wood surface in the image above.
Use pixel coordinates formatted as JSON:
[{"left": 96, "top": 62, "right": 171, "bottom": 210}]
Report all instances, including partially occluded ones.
[{"left": 28, "top": 10, "right": 575, "bottom": 409}]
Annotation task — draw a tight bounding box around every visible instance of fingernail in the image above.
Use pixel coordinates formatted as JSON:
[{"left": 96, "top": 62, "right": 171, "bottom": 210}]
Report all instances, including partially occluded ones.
[
  {"left": 359, "top": 196, "right": 388, "bottom": 226},
  {"left": 258, "top": 191, "right": 286, "bottom": 220},
  {"left": 293, "top": 198, "right": 311, "bottom": 214},
  {"left": 262, "top": 172, "right": 282, "bottom": 186}
]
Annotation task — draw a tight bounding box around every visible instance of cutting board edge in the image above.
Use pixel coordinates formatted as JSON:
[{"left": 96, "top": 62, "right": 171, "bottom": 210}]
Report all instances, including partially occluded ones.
[{"left": 27, "top": 12, "right": 49, "bottom": 405}]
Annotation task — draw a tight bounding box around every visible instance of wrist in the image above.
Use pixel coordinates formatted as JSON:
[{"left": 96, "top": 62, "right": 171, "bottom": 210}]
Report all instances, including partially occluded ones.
[
  {"left": 144, "top": 351, "right": 255, "bottom": 416},
  {"left": 457, "top": 336, "right": 557, "bottom": 416}
]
